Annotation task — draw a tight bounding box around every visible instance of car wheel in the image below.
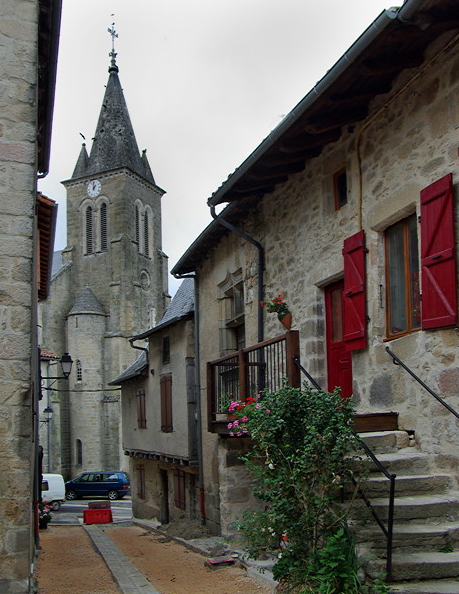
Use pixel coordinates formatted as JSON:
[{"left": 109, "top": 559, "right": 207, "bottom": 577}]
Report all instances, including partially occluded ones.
[
  {"left": 51, "top": 501, "right": 61, "bottom": 511},
  {"left": 66, "top": 490, "right": 78, "bottom": 500},
  {"left": 108, "top": 490, "right": 119, "bottom": 500}
]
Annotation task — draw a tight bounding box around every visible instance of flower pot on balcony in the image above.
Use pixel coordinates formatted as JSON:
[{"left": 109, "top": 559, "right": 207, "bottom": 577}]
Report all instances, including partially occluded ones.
[{"left": 278, "top": 311, "right": 292, "bottom": 330}]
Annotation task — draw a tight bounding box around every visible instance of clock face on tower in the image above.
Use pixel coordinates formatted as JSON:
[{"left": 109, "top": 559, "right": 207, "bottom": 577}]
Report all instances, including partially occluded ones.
[{"left": 87, "top": 180, "right": 101, "bottom": 197}]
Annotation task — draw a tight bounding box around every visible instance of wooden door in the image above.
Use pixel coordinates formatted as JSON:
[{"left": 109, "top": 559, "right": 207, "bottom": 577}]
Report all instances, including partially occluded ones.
[{"left": 325, "top": 281, "right": 352, "bottom": 398}]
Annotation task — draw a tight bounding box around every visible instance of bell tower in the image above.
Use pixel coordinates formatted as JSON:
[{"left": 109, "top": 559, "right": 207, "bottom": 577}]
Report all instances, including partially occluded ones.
[{"left": 42, "top": 28, "right": 169, "bottom": 475}]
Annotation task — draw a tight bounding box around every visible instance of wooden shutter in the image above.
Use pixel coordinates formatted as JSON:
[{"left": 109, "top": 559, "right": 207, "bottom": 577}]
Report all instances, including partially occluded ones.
[
  {"left": 136, "top": 390, "right": 146, "bottom": 429},
  {"left": 342, "top": 230, "right": 367, "bottom": 351},
  {"left": 420, "top": 173, "right": 457, "bottom": 329},
  {"left": 160, "top": 375, "right": 172, "bottom": 432}
]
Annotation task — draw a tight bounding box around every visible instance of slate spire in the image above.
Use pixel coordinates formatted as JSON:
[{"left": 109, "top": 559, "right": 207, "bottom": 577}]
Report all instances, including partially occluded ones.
[{"left": 73, "top": 49, "right": 154, "bottom": 183}]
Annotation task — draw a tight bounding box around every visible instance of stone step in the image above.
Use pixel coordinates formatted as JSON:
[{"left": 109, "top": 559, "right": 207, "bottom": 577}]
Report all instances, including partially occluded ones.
[
  {"left": 357, "top": 450, "right": 431, "bottom": 475},
  {"left": 366, "top": 551, "right": 459, "bottom": 581},
  {"left": 348, "top": 474, "right": 454, "bottom": 498},
  {"left": 390, "top": 578, "right": 459, "bottom": 594},
  {"left": 353, "top": 520, "right": 459, "bottom": 551},
  {"left": 351, "top": 494, "right": 459, "bottom": 522},
  {"left": 359, "top": 430, "right": 412, "bottom": 454}
]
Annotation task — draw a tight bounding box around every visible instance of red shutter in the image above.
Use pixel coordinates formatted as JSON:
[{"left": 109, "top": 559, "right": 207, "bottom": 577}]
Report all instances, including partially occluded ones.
[
  {"left": 421, "top": 173, "right": 457, "bottom": 329},
  {"left": 342, "top": 230, "right": 367, "bottom": 351}
]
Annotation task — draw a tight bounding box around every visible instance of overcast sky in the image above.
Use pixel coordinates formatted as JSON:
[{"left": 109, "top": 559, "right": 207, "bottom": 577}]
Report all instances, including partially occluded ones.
[{"left": 38, "top": 0, "right": 389, "bottom": 295}]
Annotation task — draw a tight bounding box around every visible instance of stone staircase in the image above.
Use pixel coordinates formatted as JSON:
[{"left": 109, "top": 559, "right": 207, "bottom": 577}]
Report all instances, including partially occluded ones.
[{"left": 349, "top": 430, "right": 459, "bottom": 594}]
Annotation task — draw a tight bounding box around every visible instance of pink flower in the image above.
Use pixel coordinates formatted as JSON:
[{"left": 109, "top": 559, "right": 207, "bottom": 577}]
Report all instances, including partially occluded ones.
[
  {"left": 242, "top": 416, "right": 248, "bottom": 422},
  {"left": 256, "top": 403, "right": 262, "bottom": 409},
  {"left": 265, "top": 409, "right": 271, "bottom": 414}
]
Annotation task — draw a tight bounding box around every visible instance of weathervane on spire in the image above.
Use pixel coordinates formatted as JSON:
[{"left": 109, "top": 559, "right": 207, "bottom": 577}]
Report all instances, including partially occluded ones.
[{"left": 108, "top": 17, "right": 119, "bottom": 72}]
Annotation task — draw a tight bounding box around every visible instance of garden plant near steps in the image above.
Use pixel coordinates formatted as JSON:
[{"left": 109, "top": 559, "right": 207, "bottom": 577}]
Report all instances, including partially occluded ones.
[{"left": 231, "top": 384, "right": 389, "bottom": 594}]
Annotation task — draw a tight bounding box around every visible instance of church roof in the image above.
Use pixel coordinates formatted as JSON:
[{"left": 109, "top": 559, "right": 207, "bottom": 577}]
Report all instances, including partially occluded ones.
[
  {"left": 68, "top": 286, "right": 105, "bottom": 316},
  {"left": 72, "top": 60, "right": 155, "bottom": 184}
]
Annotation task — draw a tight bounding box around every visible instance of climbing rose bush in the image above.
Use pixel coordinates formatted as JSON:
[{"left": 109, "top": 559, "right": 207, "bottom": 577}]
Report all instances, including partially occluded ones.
[{"left": 232, "top": 383, "right": 376, "bottom": 593}]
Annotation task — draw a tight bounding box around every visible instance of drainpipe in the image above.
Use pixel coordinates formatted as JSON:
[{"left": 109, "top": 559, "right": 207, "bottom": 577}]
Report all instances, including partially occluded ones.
[
  {"left": 128, "top": 337, "right": 149, "bottom": 355},
  {"left": 210, "top": 205, "right": 264, "bottom": 344},
  {"left": 173, "top": 272, "right": 206, "bottom": 525}
]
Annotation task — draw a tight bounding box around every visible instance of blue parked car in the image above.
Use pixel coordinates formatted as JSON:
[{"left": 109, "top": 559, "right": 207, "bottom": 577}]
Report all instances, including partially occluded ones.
[{"left": 65, "top": 471, "right": 130, "bottom": 500}]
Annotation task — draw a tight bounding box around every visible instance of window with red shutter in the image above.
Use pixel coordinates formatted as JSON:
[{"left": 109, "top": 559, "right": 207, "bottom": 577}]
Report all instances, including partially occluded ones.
[
  {"left": 385, "top": 215, "right": 421, "bottom": 337},
  {"left": 420, "top": 174, "right": 458, "bottom": 330},
  {"left": 342, "top": 230, "right": 367, "bottom": 351},
  {"left": 160, "top": 374, "right": 173, "bottom": 432}
]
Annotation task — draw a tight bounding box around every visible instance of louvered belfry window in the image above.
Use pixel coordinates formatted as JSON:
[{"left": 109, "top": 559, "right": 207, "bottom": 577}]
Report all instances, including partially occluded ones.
[
  {"left": 85, "top": 206, "right": 93, "bottom": 254},
  {"left": 100, "top": 202, "right": 107, "bottom": 252},
  {"left": 144, "top": 210, "right": 150, "bottom": 257},
  {"left": 135, "top": 205, "right": 140, "bottom": 250}
]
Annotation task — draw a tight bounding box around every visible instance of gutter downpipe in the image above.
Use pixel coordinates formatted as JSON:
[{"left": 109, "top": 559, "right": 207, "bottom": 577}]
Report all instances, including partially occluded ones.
[
  {"left": 173, "top": 272, "right": 206, "bottom": 526},
  {"left": 128, "top": 337, "right": 149, "bottom": 356},
  {"left": 210, "top": 205, "right": 264, "bottom": 344}
]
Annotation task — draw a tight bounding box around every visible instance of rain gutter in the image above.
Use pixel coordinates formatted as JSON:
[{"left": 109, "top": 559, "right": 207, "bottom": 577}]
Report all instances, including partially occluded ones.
[
  {"left": 207, "top": 2, "right": 426, "bottom": 208},
  {"left": 172, "top": 272, "right": 206, "bottom": 526}
]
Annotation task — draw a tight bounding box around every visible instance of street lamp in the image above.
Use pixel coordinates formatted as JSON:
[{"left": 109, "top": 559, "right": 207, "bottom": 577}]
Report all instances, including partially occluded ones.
[
  {"left": 42, "top": 353, "right": 73, "bottom": 380},
  {"left": 42, "top": 406, "right": 53, "bottom": 423}
]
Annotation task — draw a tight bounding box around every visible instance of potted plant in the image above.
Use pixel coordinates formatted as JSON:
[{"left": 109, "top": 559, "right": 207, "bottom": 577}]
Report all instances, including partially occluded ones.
[
  {"left": 260, "top": 295, "right": 292, "bottom": 329},
  {"left": 38, "top": 502, "right": 54, "bottom": 529}
]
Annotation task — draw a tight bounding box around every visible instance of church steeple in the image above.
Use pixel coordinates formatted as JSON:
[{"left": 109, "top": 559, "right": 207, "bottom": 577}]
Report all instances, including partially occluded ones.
[{"left": 72, "top": 25, "right": 154, "bottom": 184}]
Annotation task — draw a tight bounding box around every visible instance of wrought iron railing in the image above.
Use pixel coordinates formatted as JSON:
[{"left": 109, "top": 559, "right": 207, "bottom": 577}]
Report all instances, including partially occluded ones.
[
  {"left": 386, "top": 346, "right": 459, "bottom": 421},
  {"left": 207, "top": 331, "right": 300, "bottom": 433},
  {"left": 293, "top": 356, "right": 395, "bottom": 582}
]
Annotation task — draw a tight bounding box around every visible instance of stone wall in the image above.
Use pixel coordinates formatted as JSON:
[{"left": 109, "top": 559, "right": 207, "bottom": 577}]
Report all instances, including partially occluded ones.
[
  {"left": 194, "top": 32, "right": 459, "bottom": 533},
  {"left": 0, "top": 1, "right": 39, "bottom": 591}
]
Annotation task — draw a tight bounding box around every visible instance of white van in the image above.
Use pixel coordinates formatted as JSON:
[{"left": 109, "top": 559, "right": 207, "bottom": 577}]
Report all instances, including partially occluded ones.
[{"left": 42, "top": 473, "right": 66, "bottom": 511}]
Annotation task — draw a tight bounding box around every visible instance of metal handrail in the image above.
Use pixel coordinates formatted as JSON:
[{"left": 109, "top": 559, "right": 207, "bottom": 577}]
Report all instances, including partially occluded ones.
[
  {"left": 386, "top": 346, "right": 459, "bottom": 421},
  {"left": 293, "top": 357, "right": 395, "bottom": 582}
]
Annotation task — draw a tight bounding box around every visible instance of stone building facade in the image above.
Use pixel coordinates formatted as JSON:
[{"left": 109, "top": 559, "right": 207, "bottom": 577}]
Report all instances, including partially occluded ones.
[
  {"left": 39, "top": 54, "right": 169, "bottom": 478},
  {"left": 112, "top": 279, "right": 199, "bottom": 523},
  {"left": 171, "top": 0, "right": 459, "bottom": 538},
  {"left": 0, "top": 0, "right": 61, "bottom": 591}
]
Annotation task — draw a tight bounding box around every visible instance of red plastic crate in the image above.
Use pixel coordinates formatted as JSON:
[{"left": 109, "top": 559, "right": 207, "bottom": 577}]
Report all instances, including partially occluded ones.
[{"left": 83, "top": 508, "right": 113, "bottom": 524}]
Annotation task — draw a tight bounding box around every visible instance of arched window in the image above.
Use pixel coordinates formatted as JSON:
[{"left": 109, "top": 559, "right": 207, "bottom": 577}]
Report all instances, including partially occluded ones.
[
  {"left": 76, "top": 359, "right": 82, "bottom": 382},
  {"left": 144, "top": 210, "right": 150, "bottom": 258},
  {"left": 76, "top": 439, "right": 83, "bottom": 466},
  {"left": 100, "top": 202, "right": 107, "bottom": 252},
  {"left": 85, "top": 206, "right": 93, "bottom": 254},
  {"left": 135, "top": 204, "right": 140, "bottom": 251}
]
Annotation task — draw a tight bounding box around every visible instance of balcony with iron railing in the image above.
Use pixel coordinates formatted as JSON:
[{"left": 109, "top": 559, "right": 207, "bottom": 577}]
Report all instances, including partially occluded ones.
[{"left": 207, "top": 330, "right": 300, "bottom": 434}]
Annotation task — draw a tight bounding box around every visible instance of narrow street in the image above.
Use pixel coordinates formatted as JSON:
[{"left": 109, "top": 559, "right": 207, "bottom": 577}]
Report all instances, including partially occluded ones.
[{"left": 35, "top": 522, "right": 274, "bottom": 594}]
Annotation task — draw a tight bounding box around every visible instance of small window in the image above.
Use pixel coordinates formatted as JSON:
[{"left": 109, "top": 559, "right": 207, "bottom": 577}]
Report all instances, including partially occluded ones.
[
  {"left": 85, "top": 206, "right": 93, "bottom": 254},
  {"left": 385, "top": 214, "right": 421, "bottom": 337},
  {"left": 76, "top": 359, "right": 82, "bottom": 382},
  {"left": 174, "top": 470, "right": 186, "bottom": 510},
  {"left": 162, "top": 337, "right": 170, "bottom": 364},
  {"left": 334, "top": 168, "right": 347, "bottom": 210},
  {"left": 160, "top": 374, "right": 173, "bottom": 432},
  {"left": 76, "top": 439, "right": 82, "bottom": 466},
  {"left": 100, "top": 202, "right": 108, "bottom": 252},
  {"left": 136, "top": 390, "right": 147, "bottom": 429}
]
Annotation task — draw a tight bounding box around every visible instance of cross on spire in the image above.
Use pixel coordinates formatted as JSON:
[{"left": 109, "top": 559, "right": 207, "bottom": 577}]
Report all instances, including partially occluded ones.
[{"left": 108, "top": 19, "right": 119, "bottom": 72}]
